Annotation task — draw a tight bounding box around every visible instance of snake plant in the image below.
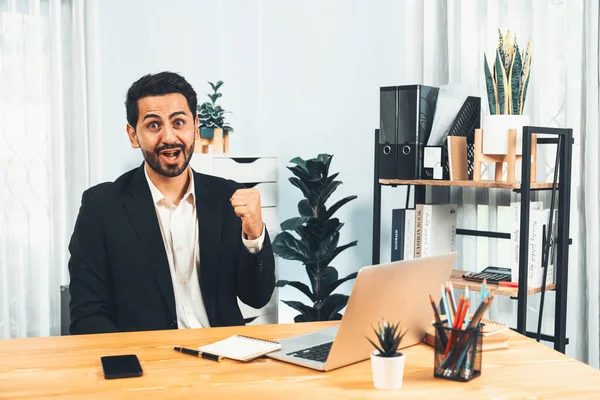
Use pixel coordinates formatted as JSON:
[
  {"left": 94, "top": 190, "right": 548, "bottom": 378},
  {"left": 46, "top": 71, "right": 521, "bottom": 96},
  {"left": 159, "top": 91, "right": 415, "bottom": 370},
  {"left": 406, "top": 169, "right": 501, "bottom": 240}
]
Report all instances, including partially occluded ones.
[{"left": 484, "top": 30, "right": 532, "bottom": 115}]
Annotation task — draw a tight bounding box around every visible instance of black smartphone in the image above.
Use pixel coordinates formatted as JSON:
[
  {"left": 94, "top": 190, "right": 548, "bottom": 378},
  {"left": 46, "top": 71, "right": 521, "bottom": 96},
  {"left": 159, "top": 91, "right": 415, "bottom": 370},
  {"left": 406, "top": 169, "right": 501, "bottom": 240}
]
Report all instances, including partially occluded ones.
[{"left": 101, "top": 354, "right": 143, "bottom": 379}]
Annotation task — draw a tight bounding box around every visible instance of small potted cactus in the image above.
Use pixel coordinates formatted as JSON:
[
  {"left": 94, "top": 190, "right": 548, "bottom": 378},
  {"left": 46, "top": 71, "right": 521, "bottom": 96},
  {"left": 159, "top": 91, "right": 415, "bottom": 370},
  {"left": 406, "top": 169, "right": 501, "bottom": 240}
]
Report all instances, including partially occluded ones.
[
  {"left": 366, "top": 319, "right": 407, "bottom": 390},
  {"left": 196, "top": 80, "right": 233, "bottom": 139}
]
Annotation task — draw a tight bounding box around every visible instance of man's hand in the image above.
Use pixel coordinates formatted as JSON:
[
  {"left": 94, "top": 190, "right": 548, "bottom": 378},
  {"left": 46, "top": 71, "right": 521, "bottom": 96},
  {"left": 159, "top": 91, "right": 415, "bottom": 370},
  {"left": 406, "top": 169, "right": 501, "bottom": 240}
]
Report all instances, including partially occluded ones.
[{"left": 230, "top": 188, "right": 263, "bottom": 240}]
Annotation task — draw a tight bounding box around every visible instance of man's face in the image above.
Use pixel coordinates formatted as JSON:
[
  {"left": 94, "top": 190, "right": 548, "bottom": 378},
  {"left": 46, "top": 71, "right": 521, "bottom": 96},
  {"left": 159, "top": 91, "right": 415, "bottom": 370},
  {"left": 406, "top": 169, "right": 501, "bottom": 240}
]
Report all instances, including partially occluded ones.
[{"left": 126, "top": 93, "right": 198, "bottom": 177}]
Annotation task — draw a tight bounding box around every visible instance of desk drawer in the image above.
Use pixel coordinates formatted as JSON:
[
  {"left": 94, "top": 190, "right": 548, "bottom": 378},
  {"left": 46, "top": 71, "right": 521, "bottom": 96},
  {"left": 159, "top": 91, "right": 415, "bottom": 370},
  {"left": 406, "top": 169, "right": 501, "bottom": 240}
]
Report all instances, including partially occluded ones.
[{"left": 213, "top": 157, "right": 277, "bottom": 183}]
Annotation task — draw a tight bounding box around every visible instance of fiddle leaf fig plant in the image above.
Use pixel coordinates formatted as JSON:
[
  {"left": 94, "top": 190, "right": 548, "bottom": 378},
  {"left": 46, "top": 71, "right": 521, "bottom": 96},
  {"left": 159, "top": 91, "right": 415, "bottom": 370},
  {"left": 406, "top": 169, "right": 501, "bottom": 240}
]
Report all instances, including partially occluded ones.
[{"left": 273, "top": 154, "right": 358, "bottom": 322}]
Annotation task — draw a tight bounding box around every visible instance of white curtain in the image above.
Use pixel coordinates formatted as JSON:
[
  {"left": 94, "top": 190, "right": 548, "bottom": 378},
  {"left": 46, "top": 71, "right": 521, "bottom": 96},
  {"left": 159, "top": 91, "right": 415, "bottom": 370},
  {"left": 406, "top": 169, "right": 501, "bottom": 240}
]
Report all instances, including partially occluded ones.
[
  {"left": 0, "top": 0, "right": 99, "bottom": 338},
  {"left": 398, "top": 0, "right": 596, "bottom": 365},
  {"left": 580, "top": 0, "right": 600, "bottom": 369}
]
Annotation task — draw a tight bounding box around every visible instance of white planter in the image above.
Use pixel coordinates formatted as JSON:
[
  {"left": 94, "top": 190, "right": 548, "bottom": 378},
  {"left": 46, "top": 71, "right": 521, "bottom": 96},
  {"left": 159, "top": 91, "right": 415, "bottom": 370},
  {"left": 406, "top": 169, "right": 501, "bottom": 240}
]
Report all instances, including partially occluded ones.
[
  {"left": 370, "top": 351, "right": 405, "bottom": 390},
  {"left": 482, "top": 115, "right": 530, "bottom": 155}
]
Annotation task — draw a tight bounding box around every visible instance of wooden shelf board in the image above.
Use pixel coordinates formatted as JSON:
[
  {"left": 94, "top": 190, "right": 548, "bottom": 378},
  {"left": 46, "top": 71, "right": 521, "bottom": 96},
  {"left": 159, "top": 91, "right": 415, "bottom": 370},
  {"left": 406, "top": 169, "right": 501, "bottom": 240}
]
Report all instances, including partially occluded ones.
[
  {"left": 451, "top": 270, "right": 556, "bottom": 297},
  {"left": 379, "top": 179, "right": 555, "bottom": 190}
]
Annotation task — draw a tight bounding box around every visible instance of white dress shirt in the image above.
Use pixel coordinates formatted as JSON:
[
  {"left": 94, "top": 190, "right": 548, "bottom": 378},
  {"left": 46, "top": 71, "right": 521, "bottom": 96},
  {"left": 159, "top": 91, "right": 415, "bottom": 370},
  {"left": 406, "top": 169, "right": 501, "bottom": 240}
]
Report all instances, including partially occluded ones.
[{"left": 144, "top": 165, "right": 265, "bottom": 329}]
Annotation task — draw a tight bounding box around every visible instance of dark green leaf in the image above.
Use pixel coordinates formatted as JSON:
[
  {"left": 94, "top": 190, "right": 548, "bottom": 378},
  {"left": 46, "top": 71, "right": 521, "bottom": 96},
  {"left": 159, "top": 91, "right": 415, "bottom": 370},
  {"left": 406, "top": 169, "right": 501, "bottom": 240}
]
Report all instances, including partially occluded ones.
[
  {"left": 209, "top": 80, "right": 224, "bottom": 91},
  {"left": 321, "top": 266, "right": 339, "bottom": 284},
  {"left": 316, "top": 154, "right": 333, "bottom": 176},
  {"left": 320, "top": 180, "right": 342, "bottom": 207},
  {"left": 311, "top": 267, "right": 336, "bottom": 301},
  {"left": 367, "top": 336, "right": 384, "bottom": 355},
  {"left": 497, "top": 29, "right": 505, "bottom": 69},
  {"left": 510, "top": 43, "right": 522, "bottom": 115},
  {"left": 483, "top": 53, "right": 497, "bottom": 115},
  {"left": 289, "top": 177, "right": 315, "bottom": 204},
  {"left": 317, "top": 231, "right": 340, "bottom": 261},
  {"left": 298, "top": 199, "right": 314, "bottom": 217},
  {"left": 325, "top": 195, "right": 357, "bottom": 219},
  {"left": 320, "top": 294, "right": 350, "bottom": 320},
  {"left": 306, "top": 159, "right": 326, "bottom": 178},
  {"left": 289, "top": 156, "right": 307, "bottom": 168},
  {"left": 287, "top": 157, "right": 311, "bottom": 176},
  {"left": 317, "top": 218, "right": 343, "bottom": 240},
  {"left": 330, "top": 240, "right": 358, "bottom": 263},
  {"left": 494, "top": 50, "right": 506, "bottom": 114},
  {"left": 298, "top": 222, "right": 322, "bottom": 252},
  {"left": 276, "top": 280, "right": 315, "bottom": 301},
  {"left": 330, "top": 312, "right": 343, "bottom": 320},
  {"left": 520, "top": 70, "right": 530, "bottom": 115},
  {"left": 272, "top": 232, "right": 313, "bottom": 263},
  {"left": 282, "top": 300, "right": 317, "bottom": 321},
  {"left": 314, "top": 266, "right": 337, "bottom": 301},
  {"left": 323, "top": 172, "right": 340, "bottom": 186},
  {"left": 305, "top": 263, "right": 318, "bottom": 294},
  {"left": 322, "top": 271, "right": 358, "bottom": 300},
  {"left": 280, "top": 216, "right": 312, "bottom": 231},
  {"left": 294, "top": 226, "right": 315, "bottom": 250},
  {"left": 287, "top": 164, "right": 315, "bottom": 181}
]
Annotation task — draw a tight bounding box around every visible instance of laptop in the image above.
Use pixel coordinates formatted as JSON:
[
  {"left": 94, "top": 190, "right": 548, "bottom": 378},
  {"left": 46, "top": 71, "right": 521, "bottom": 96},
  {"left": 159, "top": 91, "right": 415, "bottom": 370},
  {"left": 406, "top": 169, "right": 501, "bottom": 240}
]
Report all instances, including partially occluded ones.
[{"left": 266, "top": 251, "right": 458, "bottom": 371}]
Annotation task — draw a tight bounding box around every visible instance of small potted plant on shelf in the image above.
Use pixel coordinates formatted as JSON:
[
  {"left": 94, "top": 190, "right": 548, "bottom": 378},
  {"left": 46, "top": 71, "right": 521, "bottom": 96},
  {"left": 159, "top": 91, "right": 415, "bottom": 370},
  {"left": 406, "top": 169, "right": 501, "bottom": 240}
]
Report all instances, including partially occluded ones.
[
  {"left": 366, "top": 319, "right": 407, "bottom": 390},
  {"left": 196, "top": 80, "right": 233, "bottom": 139},
  {"left": 482, "top": 29, "right": 532, "bottom": 155}
]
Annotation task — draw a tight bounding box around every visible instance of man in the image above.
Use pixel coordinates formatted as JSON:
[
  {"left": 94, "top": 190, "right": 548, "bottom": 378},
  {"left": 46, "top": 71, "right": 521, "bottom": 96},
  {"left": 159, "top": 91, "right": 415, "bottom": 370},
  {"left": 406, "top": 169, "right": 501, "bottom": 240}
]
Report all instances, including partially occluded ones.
[{"left": 68, "top": 71, "right": 275, "bottom": 334}]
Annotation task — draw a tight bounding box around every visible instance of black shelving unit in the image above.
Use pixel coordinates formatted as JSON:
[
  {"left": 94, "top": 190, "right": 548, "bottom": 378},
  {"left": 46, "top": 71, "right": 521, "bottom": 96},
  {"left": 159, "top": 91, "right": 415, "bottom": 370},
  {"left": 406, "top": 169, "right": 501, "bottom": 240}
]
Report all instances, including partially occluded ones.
[{"left": 372, "top": 126, "right": 573, "bottom": 353}]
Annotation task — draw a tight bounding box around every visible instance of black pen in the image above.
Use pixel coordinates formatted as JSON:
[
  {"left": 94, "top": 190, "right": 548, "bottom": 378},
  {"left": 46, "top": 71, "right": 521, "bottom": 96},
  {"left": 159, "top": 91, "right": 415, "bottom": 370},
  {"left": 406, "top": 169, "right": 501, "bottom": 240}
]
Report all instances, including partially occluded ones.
[{"left": 173, "top": 346, "right": 222, "bottom": 362}]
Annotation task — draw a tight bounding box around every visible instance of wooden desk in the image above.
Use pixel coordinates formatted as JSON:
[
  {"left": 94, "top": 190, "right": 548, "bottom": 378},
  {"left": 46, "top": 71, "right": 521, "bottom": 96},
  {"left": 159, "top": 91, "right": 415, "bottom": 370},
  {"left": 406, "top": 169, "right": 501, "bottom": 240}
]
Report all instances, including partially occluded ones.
[{"left": 1, "top": 322, "right": 599, "bottom": 399}]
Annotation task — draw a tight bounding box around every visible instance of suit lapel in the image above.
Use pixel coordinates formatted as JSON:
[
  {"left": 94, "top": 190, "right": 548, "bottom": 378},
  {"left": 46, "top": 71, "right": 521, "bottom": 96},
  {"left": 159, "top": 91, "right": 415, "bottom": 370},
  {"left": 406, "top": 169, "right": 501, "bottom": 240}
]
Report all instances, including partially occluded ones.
[
  {"left": 194, "top": 172, "right": 222, "bottom": 326},
  {"left": 122, "top": 165, "right": 176, "bottom": 322}
]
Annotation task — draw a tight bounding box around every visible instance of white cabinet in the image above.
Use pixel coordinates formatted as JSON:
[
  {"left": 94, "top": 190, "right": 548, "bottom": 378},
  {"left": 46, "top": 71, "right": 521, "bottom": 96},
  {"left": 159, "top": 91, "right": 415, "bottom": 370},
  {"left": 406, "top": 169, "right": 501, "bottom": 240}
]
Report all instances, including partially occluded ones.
[{"left": 189, "top": 154, "right": 279, "bottom": 325}]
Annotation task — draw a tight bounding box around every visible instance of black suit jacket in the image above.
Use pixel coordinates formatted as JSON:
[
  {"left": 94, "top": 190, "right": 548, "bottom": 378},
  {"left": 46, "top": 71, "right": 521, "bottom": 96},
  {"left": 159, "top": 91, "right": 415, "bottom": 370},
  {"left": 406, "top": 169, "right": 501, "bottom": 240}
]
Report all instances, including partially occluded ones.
[{"left": 68, "top": 165, "right": 275, "bottom": 335}]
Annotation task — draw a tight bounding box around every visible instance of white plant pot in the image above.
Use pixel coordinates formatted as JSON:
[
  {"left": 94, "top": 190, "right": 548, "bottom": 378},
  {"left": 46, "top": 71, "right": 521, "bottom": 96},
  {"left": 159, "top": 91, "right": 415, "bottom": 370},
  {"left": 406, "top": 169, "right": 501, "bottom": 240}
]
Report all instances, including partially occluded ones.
[
  {"left": 370, "top": 351, "right": 405, "bottom": 390},
  {"left": 482, "top": 115, "right": 531, "bottom": 155}
]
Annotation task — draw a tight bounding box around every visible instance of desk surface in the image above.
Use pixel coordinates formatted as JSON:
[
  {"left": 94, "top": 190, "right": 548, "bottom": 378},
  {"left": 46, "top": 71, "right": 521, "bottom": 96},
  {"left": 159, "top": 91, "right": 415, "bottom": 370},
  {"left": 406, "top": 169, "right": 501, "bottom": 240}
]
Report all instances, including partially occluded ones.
[{"left": 1, "top": 322, "right": 599, "bottom": 399}]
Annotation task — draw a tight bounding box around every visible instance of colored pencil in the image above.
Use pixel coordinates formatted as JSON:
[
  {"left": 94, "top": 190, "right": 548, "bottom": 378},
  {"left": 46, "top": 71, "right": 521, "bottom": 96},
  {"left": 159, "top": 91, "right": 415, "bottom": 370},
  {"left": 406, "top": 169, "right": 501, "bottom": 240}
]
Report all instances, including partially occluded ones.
[
  {"left": 429, "top": 294, "right": 448, "bottom": 346},
  {"left": 441, "top": 284, "right": 452, "bottom": 326},
  {"left": 446, "top": 285, "right": 455, "bottom": 324},
  {"left": 448, "top": 281, "right": 458, "bottom": 313},
  {"left": 444, "top": 294, "right": 465, "bottom": 357},
  {"left": 463, "top": 286, "right": 470, "bottom": 328},
  {"left": 480, "top": 278, "right": 487, "bottom": 303}
]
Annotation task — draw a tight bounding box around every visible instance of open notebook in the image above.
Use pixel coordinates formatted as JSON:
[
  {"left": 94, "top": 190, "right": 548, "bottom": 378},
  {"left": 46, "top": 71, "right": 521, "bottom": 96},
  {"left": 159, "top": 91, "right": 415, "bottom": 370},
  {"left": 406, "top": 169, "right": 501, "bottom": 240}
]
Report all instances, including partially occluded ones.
[{"left": 198, "top": 335, "right": 282, "bottom": 362}]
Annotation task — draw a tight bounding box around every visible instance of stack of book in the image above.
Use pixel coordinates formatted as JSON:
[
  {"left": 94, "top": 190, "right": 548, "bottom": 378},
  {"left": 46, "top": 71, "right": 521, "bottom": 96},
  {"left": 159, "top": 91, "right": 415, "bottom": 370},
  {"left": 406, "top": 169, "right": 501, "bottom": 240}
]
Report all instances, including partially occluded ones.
[
  {"left": 498, "top": 201, "right": 556, "bottom": 288},
  {"left": 391, "top": 203, "right": 457, "bottom": 261}
]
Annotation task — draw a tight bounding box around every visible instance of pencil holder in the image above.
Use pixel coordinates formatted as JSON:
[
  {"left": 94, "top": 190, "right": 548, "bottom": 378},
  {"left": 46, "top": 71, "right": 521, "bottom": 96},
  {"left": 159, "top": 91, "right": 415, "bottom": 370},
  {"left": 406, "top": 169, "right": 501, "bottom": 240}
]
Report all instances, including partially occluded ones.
[{"left": 433, "top": 323, "right": 482, "bottom": 382}]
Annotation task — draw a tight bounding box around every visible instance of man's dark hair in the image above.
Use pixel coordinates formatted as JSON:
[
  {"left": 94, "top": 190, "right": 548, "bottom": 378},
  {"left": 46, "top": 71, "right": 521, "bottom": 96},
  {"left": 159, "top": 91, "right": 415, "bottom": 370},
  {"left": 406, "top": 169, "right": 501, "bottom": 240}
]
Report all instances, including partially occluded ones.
[{"left": 125, "top": 71, "right": 198, "bottom": 129}]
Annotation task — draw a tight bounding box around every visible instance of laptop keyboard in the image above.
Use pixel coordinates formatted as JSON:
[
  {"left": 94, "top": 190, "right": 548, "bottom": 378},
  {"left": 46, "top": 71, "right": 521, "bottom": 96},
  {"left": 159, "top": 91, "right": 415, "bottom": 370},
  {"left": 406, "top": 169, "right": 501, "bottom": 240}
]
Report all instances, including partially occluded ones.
[{"left": 287, "top": 342, "right": 333, "bottom": 363}]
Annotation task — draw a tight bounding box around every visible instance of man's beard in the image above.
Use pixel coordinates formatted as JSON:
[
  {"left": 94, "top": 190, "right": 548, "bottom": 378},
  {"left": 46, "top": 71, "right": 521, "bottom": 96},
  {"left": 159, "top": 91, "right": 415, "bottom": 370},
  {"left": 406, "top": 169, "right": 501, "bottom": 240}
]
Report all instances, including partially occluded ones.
[{"left": 142, "top": 142, "right": 194, "bottom": 177}]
